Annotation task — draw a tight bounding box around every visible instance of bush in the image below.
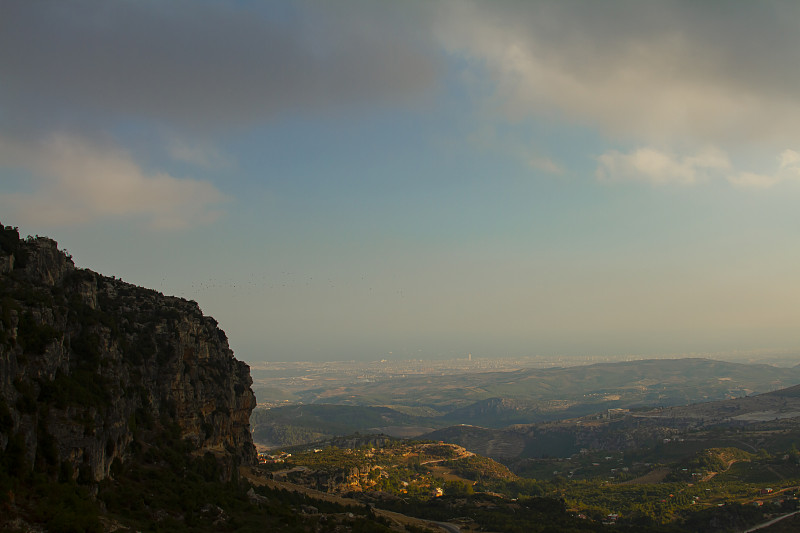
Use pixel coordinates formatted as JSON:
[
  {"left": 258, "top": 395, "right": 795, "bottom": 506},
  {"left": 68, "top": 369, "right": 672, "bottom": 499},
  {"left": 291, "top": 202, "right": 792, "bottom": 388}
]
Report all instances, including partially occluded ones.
[
  {"left": 444, "top": 479, "right": 474, "bottom": 496},
  {"left": 70, "top": 328, "right": 102, "bottom": 371},
  {"left": 38, "top": 370, "right": 110, "bottom": 410},
  {"left": 3, "top": 431, "right": 29, "bottom": 477},
  {"left": 17, "top": 312, "right": 59, "bottom": 355},
  {"left": 14, "top": 378, "right": 38, "bottom": 414},
  {"left": 0, "top": 397, "right": 14, "bottom": 431}
]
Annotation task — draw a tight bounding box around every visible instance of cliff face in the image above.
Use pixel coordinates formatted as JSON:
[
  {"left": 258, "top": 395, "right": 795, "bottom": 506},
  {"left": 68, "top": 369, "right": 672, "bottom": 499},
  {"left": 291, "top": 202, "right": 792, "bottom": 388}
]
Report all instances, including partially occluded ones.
[{"left": 0, "top": 225, "right": 256, "bottom": 482}]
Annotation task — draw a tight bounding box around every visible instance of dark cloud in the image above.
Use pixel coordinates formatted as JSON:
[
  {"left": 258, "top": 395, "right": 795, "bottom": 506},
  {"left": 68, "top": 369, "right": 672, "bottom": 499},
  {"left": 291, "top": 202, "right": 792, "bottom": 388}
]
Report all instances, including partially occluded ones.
[
  {"left": 0, "top": 0, "right": 439, "bottom": 134},
  {"left": 0, "top": 1, "right": 439, "bottom": 230},
  {"left": 534, "top": 0, "right": 800, "bottom": 99},
  {"left": 437, "top": 0, "right": 800, "bottom": 147}
]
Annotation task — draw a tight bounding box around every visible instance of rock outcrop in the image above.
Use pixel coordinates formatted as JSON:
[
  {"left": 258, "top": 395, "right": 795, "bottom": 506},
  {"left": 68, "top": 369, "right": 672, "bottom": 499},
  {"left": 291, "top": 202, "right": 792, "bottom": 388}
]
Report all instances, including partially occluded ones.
[{"left": 0, "top": 225, "right": 256, "bottom": 482}]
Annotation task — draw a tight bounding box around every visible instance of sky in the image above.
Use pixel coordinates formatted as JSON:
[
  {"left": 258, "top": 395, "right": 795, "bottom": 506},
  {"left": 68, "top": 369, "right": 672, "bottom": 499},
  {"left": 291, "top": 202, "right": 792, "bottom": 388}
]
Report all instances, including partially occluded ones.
[{"left": 2, "top": 1, "right": 800, "bottom": 363}]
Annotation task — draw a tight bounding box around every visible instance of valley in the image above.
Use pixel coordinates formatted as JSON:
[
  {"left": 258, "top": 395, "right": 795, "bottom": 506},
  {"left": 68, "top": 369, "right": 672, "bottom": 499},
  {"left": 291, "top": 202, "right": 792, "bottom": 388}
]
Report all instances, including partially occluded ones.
[
  {"left": 249, "top": 358, "right": 800, "bottom": 448},
  {"left": 249, "top": 359, "right": 800, "bottom": 531},
  {"left": 3, "top": 227, "right": 800, "bottom": 532},
  {"left": 247, "top": 435, "right": 800, "bottom": 532}
]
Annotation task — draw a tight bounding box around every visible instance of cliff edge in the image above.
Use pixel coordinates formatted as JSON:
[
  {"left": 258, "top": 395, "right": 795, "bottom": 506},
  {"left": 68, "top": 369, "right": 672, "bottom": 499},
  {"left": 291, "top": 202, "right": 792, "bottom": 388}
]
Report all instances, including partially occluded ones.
[{"left": 0, "top": 225, "right": 257, "bottom": 483}]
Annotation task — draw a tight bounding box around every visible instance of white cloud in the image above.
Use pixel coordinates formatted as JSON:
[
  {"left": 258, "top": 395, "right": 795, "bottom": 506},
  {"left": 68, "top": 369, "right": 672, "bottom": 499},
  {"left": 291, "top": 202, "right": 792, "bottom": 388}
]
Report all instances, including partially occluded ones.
[
  {"left": 0, "top": 133, "right": 228, "bottom": 229},
  {"left": 597, "top": 146, "right": 800, "bottom": 188},
  {"left": 728, "top": 172, "right": 781, "bottom": 188},
  {"left": 727, "top": 149, "right": 800, "bottom": 188},
  {"left": 779, "top": 149, "right": 800, "bottom": 171},
  {"left": 596, "top": 147, "right": 730, "bottom": 185},
  {"left": 527, "top": 155, "right": 564, "bottom": 175}
]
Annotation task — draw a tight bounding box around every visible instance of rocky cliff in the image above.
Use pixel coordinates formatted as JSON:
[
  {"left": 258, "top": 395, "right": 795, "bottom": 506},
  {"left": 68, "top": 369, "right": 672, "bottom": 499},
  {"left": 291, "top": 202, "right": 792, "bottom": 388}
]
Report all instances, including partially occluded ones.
[{"left": 0, "top": 225, "right": 256, "bottom": 483}]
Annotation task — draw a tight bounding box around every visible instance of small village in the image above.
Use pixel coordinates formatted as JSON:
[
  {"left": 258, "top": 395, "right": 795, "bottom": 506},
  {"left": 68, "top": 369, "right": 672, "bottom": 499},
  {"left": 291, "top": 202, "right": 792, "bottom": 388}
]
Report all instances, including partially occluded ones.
[{"left": 257, "top": 441, "right": 478, "bottom": 499}]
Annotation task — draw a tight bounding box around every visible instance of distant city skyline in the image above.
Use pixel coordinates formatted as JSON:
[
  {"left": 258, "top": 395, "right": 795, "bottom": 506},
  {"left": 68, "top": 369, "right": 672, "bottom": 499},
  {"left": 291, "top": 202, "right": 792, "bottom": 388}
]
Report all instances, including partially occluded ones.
[{"left": 2, "top": 1, "right": 799, "bottom": 362}]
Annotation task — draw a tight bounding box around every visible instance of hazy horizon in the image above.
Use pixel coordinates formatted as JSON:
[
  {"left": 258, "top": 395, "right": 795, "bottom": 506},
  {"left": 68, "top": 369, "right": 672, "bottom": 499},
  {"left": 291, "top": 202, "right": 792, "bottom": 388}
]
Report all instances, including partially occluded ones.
[{"left": 3, "top": 1, "right": 799, "bottom": 362}]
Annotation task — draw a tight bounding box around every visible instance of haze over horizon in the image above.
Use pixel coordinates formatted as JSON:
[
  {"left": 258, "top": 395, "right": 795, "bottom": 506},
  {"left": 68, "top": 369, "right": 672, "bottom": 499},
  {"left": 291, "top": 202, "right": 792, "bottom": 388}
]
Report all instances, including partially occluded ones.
[{"left": 2, "top": 1, "right": 799, "bottom": 362}]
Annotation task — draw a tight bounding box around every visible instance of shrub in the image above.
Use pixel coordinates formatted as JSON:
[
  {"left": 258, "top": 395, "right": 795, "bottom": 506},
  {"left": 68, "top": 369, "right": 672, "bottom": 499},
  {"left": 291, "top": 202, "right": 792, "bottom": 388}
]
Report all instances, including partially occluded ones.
[{"left": 17, "top": 312, "right": 59, "bottom": 355}]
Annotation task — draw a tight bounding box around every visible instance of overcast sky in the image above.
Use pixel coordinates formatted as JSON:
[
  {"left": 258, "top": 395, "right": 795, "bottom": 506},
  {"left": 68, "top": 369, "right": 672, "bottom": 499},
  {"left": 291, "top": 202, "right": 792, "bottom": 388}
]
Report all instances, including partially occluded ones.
[{"left": 2, "top": 0, "right": 799, "bottom": 362}]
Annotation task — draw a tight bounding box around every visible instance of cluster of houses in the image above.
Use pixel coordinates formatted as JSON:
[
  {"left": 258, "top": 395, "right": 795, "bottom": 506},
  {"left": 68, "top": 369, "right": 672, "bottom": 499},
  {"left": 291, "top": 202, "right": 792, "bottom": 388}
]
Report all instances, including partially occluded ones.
[{"left": 258, "top": 451, "right": 292, "bottom": 464}]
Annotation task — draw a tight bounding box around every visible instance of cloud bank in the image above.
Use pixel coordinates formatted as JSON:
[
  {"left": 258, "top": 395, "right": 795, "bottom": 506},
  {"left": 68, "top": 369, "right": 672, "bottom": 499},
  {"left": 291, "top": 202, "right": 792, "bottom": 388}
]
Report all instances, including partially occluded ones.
[
  {"left": 3, "top": 0, "right": 800, "bottom": 228},
  {"left": 435, "top": 0, "right": 800, "bottom": 184},
  {"left": 437, "top": 1, "right": 800, "bottom": 146},
  {"left": 0, "top": 0, "right": 438, "bottom": 228},
  {"left": 1, "top": 0, "right": 437, "bottom": 133},
  {"left": 596, "top": 148, "right": 731, "bottom": 185}
]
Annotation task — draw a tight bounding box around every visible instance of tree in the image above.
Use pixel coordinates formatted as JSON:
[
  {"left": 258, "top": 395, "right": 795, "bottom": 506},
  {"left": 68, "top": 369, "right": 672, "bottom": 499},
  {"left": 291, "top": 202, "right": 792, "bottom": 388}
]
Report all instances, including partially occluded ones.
[{"left": 444, "top": 480, "right": 474, "bottom": 497}]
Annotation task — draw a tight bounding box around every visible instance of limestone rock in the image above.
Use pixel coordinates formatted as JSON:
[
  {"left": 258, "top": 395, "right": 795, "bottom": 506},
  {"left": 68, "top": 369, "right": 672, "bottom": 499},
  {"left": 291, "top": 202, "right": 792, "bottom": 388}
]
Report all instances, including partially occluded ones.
[{"left": 0, "top": 224, "right": 257, "bottom": 482}]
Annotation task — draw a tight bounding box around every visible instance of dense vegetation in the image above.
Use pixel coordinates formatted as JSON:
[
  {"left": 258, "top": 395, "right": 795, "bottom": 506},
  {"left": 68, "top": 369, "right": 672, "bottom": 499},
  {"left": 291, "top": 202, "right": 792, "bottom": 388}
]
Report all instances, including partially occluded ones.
[
  {"left": 250, "top": 403, "right": 443, "bottom": 447},
  {"left": 0, "top": 431, "right": 401, "bottom": 532},
  {"left": 273, "top": 436, "right": 800, "bottom": 532}
]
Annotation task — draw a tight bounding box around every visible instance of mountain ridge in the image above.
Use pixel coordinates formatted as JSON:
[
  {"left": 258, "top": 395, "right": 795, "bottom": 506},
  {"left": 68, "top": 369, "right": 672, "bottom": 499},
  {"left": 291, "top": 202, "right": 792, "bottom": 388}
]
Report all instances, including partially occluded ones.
[{"left": 302, "top": 357, "right": 800, "bottom": 411}]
